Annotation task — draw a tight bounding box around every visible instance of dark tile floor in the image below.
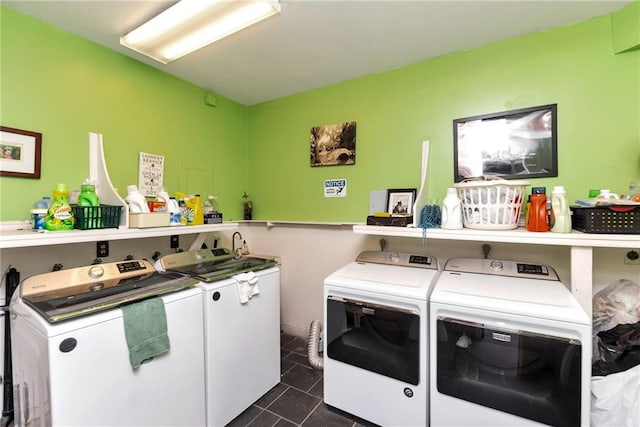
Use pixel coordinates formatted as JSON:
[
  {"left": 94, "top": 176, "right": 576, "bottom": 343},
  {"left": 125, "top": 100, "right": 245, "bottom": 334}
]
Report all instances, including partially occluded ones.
[{"left": 227, "top": 332, "right": 376, "bottom": 427}]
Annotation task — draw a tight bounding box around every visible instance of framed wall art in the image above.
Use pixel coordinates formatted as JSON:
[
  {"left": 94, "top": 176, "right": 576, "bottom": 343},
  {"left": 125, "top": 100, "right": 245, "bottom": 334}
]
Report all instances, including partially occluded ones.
[
  {"left": 453, "top": 104, "right": 557, "bottom": 182},
  {"left": 387, "top": 188, "right": 416, "bottom": 216},
  {"left": 310, "top": 121, "right": 356, "bottom": 166},
  {"left": 0, "top": 126, "right": 42, "bottom": 179}
]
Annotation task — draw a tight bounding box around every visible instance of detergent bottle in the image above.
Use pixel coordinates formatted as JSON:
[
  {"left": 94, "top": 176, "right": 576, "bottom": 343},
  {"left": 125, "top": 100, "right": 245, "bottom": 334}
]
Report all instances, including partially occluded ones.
[
  {"left": 550, "top": 186, "right": 571, "bottom": 233},
  {"left": 441, "top": 188, "right": 463, "bottom": 229},
  {"left": 45, "top": 183, "right": 75, "bottom": 231},
  {"left": 526, "top": 187, "right": 548, "bottom": 232},
  {"left": 125, "top": 185, "right": 150, "bottom": 213},
  {"left": 78, "top": 181, "right": 101, "bottom": 228}
]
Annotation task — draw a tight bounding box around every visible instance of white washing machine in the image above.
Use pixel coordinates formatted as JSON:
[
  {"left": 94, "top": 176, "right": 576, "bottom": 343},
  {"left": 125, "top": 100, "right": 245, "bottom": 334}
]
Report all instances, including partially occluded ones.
[
  {"left": 430, "top": 258, "right": 591, "bottom": 427},
  {"left": 157, "top": 248, "right": 281, "bottom": 427},
  {"left": 10, "top": 259, "right": 206, "bottom": 427},
  {"left": 324, "top": 250, "right": 440, "bottom": 426}
]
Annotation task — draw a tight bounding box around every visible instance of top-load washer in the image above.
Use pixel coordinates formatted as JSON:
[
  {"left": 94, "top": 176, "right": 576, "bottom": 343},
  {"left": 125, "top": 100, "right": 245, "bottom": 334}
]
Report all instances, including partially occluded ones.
[
  {"left": 156, "top": 248, "right": 280, "bottom": 427},
  {"left": 10, "top": 259, "right": 206, "bottom": 427},
  {"left": 430, "top": 258, "right": 591, "bottom": 427},
  {"left": 324, "top": 250, "right": 440, "bottom": 426}
]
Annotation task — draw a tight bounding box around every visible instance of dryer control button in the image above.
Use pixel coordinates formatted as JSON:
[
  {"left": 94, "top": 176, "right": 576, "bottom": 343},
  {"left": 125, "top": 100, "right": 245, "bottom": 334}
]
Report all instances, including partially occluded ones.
[
  {"left": 389, "top": 252, "right": 400, "bottom": 263},
  {"left": 489, "top": 260, "right": 503, "bottom": 271},
  {"left": 88, "top": 266, "right": 104, "bottom": 279}
]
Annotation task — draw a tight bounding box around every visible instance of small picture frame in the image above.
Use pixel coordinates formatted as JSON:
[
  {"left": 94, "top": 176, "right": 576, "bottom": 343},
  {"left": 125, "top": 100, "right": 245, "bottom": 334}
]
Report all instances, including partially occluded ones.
[
  {"left": 0, "top": 126, "right": 42, "bottom": 179},
  {"left": 387, "top": 188, "right": 416, "bottom": 216}
]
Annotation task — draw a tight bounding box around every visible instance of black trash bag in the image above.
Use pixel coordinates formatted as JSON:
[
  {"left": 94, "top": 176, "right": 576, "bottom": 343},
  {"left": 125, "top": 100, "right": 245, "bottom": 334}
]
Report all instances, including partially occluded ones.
[{"left": 592, "top": 321, "right": 640, "bottom": 377}]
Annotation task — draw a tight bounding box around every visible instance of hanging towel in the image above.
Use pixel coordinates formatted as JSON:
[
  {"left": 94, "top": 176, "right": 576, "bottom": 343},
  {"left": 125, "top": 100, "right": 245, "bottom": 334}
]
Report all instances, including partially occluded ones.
[
  {"left": 232, "top": 271, "right": 260, "bottom": 304},
  {"left": 121, "top": 297, "right": 170, "bottom": 369}
]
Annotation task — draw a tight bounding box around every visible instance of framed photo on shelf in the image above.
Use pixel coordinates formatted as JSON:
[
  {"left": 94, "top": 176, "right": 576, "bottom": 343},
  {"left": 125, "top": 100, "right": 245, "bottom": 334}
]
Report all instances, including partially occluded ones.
[
  {"left": 387, "top": 188, "right": 416, "bottom": 216},
  {"left": 0, "top": 126, "right": 42, "bottom": 179}
]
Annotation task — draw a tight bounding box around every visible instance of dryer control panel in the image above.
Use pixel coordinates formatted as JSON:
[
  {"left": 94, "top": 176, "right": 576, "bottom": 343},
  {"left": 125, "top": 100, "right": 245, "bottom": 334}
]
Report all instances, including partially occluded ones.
[
  {"left": 445, "top": 258, "right": 559, "bottom": 281},
  {"left": 355, "top": 251, "right": 438, "bottom": 270}
]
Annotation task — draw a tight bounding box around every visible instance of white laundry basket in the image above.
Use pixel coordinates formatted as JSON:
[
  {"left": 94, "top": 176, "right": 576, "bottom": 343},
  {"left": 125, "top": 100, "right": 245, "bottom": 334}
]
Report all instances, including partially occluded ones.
[{"left": 454, "top": 179, "right": 529, "bottom": 230}]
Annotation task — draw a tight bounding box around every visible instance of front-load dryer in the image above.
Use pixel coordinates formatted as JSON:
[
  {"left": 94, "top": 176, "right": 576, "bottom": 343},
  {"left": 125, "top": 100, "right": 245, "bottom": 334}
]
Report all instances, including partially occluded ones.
[
  {"left": 430, "top": 258, "right": 591, "bottom": 427},
  {"left": 324, "top": 250, "right": 440, "bottom": 426}
]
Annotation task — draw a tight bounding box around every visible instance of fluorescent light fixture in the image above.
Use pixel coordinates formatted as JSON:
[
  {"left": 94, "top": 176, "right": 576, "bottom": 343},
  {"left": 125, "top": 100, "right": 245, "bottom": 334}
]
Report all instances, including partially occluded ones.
[{"left": 121, "top": 0, "right": 281, "bottom": 64}]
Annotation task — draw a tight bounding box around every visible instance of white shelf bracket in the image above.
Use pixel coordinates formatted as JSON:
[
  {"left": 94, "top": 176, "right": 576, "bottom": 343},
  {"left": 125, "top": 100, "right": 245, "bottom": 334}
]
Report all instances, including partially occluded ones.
[{"left": 89, "top": 132, "right": 128, "bottom": 228}]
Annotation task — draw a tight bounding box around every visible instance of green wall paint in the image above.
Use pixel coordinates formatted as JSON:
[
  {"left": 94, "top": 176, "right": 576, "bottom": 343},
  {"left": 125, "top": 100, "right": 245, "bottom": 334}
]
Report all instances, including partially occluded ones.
[
  {"left": 1, "top": 7, "right": 639, "bottom": 224},
  {"left": 612, "top": 0, "right": 640, "bottom": 53},
  {"left": 248, "top": 14, "right": 640, "bottom": 222},
  {"left": 0, "top": 6, "right": 249, "bottom": 221}
]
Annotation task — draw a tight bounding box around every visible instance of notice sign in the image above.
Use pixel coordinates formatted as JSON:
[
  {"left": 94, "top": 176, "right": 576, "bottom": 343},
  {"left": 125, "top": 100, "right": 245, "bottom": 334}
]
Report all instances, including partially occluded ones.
[
  {"left": 324, "top": 179, "right": 347, "bottom": 198},
  {"left": 138, "top": 152, "right": 164, "bottom": 197}
]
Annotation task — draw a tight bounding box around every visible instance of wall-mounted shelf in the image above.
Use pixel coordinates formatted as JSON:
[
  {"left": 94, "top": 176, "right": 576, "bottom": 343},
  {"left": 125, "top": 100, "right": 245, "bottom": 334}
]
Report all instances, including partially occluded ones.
[
  {"left": 353, "top": 225, "right": 638, "bottom": 249},
  {"left": 0, "top": 222, "right": 238, "bottom": 249}
]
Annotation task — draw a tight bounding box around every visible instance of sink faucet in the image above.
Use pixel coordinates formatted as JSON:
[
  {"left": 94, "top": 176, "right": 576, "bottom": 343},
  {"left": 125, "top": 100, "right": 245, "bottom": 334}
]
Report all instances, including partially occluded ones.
[{"left": 232, "top": 232, "right": 243, "bottom": 257}]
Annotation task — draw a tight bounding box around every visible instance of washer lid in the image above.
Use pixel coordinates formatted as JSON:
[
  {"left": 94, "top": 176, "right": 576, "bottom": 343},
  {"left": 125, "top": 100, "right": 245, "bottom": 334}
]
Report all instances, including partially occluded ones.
[
  {"left": 431, "top": 270, "right": 589, "bottom": 325},
  {"left": 324, "top": 261, "right": 439, "bottom": 300}
]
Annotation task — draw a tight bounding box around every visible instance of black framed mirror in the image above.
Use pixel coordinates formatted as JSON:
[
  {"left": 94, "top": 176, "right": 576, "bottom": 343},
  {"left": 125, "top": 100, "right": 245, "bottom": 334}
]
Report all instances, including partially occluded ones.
[{"left": 453, "top": 104, "right": 558, "bottom": 182}]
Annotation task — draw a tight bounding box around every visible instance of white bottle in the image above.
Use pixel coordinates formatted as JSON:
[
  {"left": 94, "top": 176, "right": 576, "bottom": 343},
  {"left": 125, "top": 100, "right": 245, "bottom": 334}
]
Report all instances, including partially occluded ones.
[
  {"left": 125, "top": 185, "right": 150, "bottom": 213},
  {"left": 156, "top": 187, "right": 170, "bottom": 211},
  {"left": 441, "top": 188, "right": 463, "bottom": 229},
  {"left": 167, "top": 197, "right": 182, "bottom": 226},
  {"left": 550, "top": 186, "right": 572, "bottom": 233},
  {"left": 203, "top": 196, "right": 214, "bottom": 214}
]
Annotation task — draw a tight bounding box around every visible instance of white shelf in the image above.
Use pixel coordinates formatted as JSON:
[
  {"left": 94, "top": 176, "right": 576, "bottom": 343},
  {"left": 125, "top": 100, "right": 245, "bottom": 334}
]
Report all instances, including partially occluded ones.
[
  {"left": 353, "top": 225, "right": 639, "bottom": 249},
  {"left": 0, "top": 222, "right": 238, "bottom": 249}
]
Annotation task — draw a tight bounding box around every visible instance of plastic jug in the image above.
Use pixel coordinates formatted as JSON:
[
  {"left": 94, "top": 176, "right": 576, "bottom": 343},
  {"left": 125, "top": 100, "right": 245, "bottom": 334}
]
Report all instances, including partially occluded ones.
[
  {"left": 78, "top": 183, "right": 100, "bottom": 207},
  {"left": 526, "top": 187, "right": 548, "bottom": 232},
  {"left": 550, "top": 186, "right": 571, "bottom": 233},
  {"left": 45, "top": 183, "right": 75, "bottom": 231},
  {"left": 125, "top": 185, "right": 150, "bottom": 213},
  {"left": 184, "top": 194, "right": 204, "bottom": 225},
  {"left": 78, "top": 183, "right": 101, "bottom": 228},
  {"left": 167, "top": 197, "right": 182, "bottom": 226},
  {"left": 441, "top": 188, "right": 463, "bottom": 230}
]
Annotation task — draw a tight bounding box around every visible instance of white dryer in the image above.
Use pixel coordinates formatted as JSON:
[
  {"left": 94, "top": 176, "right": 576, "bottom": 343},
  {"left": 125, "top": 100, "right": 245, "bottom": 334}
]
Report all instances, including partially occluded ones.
[
  {"left": 430, "top": 258, "right": 591, "bottom": 427},
  {"left": 157, "top": 248, "right": 281, "bottom": 427},
  {"left": 324, "top": 250, "right": 440, "bottom": 427},
  {"left": 10, "top": 259, "right": 206, "bottom": 427}
]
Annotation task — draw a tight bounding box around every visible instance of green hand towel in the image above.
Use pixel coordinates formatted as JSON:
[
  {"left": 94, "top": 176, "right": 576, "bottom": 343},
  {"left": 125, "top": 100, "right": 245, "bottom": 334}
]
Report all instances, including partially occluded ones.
[{"left": 121, "top": 297, "right": 170, "bottom": 369}]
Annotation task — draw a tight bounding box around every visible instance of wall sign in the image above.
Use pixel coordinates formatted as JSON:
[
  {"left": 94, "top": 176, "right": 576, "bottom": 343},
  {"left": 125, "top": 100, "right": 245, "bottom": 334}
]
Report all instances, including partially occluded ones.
[
  {"left": 138, "top": 152, "right": 164, "bottom": 196},
  {"left": 324, "top": 179, "right": 347, "bottom": 197}
]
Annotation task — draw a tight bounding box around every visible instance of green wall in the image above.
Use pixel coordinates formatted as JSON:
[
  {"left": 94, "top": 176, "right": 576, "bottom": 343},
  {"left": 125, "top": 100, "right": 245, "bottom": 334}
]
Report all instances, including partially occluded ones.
[
  {"left": 248, "top": 13, "right": 640, "bottom": 222},
  {"left": 0, "top": 6, "right": 250, "bottom": 221},
  {"left": 1, "top": 6, "right": 639, "bottom": 224}
]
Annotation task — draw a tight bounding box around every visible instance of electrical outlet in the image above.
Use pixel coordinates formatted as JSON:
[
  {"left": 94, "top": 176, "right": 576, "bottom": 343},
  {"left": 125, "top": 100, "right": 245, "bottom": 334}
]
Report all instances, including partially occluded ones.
[
  {"left": 624, "top": 250, "right": 640, "bottom": 265},
  {"left": 170, "top": 235, "right": 179, "bottom": 249},
  {"left": 96, "top": 240, "right": 109, "bottom": 258}
]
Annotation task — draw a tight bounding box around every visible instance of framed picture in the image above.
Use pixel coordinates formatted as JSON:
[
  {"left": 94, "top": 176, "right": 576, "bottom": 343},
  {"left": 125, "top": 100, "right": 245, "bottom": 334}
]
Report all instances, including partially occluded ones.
[
  {"left": 0, "top": 126, "right": 42, "bottom": 179},
  {"left": 310, "top": 121, "right": 356, "bottom": 167},
  {"left": 453, "top": 104, "right": 557, "bottom": 182},
  {"left": 387, "top": 188, "right": 416, "bottom": 216}
]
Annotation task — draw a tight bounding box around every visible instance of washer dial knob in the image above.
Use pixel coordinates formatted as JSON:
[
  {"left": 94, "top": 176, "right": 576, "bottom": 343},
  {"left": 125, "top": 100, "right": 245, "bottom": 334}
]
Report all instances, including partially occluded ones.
[
  {"left": 88, "top": 266, "right": 104, "bottom": 279},
  {"left": 390, "top": 252, "right": 400, "bottom": 263}
]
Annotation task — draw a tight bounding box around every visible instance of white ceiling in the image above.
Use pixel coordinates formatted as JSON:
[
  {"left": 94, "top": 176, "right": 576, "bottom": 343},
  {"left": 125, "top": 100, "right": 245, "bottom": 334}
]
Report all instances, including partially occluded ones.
[{"left": 3, "top": 0, "right": 632, "bottom": 106}]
